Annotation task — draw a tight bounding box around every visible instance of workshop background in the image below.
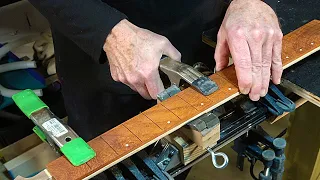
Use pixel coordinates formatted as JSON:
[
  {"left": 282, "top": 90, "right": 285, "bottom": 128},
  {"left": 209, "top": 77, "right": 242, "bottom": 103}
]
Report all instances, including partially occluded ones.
[{"left": 0, "top": 0, "right": 319, "bottom": 179}]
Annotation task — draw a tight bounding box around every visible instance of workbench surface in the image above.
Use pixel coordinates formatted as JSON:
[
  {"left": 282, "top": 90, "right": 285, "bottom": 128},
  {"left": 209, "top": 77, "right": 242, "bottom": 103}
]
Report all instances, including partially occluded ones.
[{"left": 278, "top": 0, "right": 320, "bottom": 99}]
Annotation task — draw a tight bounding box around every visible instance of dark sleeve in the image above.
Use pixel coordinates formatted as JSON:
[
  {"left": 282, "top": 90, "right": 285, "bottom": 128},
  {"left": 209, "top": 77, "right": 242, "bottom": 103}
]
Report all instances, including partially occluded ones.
[{"left": 28, "top": 0, "right": 127, "bottom": 63}]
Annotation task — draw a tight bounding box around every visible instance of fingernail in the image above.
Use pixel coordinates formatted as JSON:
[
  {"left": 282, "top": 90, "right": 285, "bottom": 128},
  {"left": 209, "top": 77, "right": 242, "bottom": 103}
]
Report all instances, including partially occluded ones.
[
  {"left": 250, "top": 94, "right": 260, "bottom": 101},
  {"left": 274, "top": 78, "right": 281, "bottom": 84},
  {"left": 260, "top": 89, "right": 267, "bottom": 97},
  {"left": 241, "top": 88, "right": 250, "bottom": 94}
]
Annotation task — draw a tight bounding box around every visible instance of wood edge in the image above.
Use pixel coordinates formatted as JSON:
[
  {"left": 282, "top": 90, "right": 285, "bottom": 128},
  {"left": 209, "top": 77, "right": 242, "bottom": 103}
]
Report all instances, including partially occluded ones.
[
  {"left": 281, "top": 79, "right": 320, "bottom": 108},
  {"left": 81, "top": 91, "right": 240, "bottom": 180},
  {"left": 283, "top": 46, "right": 320, "bottom": 69},
  {"left": 13, "top": 169, "right": 52, "bottom": 180},
  {"left": 269, "top": 97, "right": 308, "bottom": 124}
]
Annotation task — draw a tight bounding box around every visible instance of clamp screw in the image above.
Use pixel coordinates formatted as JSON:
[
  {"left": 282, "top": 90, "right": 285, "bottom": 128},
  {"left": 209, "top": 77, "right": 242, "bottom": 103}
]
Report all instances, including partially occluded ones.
[
  {"left": 273, "top": 138, "right": 286, "bottom": 150},
  {"left": 262, "top": 150, "right": 275, "bottom": 162}
]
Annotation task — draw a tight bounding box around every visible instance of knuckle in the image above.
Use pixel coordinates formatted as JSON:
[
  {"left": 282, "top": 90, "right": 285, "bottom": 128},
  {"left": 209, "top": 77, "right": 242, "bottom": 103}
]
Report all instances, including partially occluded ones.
[
  {"left": 262, "top": 56, "right": 272, "bottom": 64},
  {"left": 143, "top": 70, "right": 153, "bottom": 79},
  {"left": 252, "top": 64, "right": 262, "bottom": 73},
  {"left": 112, "top": 75, "right": 119, "bottom": 81},
  {"left": 177, "top": 51, "right": 182, "bottom": 58},
  {"left": 217, "top": 30, "right": 224, "bottom": 39},
  {"left": 275, "top": 31, "right": 283, "bottom": 40},
  {"left": 236, "top": 58, "right": 251, "bottom": 69},
  {"left": 159, "top": 36, "right": 170, "bottom": 46},
  {"left": 267, "top": 28, "right": 275, "bottom": 37},
  {"left": 228, "top": 26, "right": 245, "bottom": 39},
  {"left": 127, "top": 76, "right": 139, "bottom": 85},
  {"left": 272, "top": 63, "right": 283, "bottom": 72},
  {"left": 272, "top": 65, "right": 283, "bottom": 73},
  {"left": 118, "top": 76, "right": 126, "bottom": 83},
  {"left": 272, "top": 59, "right": 283, "bottom": 67},
  {"left": 251, "top": 28, "right": 264, "bottom": 41}
]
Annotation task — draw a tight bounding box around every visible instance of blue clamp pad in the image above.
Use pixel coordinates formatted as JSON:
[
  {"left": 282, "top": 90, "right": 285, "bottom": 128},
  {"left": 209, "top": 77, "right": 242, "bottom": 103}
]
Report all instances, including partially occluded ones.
[
  {"left": 157, "top": 85, "right": 181, "bottom": 102},
  {"left": 259, "top": 83, "right": 296, "bottom": 116}
]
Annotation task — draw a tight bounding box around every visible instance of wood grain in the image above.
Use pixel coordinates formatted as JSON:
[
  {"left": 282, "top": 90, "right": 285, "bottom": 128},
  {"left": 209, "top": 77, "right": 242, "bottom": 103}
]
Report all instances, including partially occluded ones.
[
  {"left": 177, "top": 86, "right": 215, "bottom": 112},
  {"left": 165, "top": 130, "right": 208, "bottom": 165},
  {"left": 143, "top": 104, "right": 181, "bottom": 131},
  {"left": 215, "top": 65, "right": 238, "bottom": 87},
  {"left": 101, "top": 125, "right": 142, "bottom": 155},
  {"left": 46, "top": 20, "right": 320, "bottom": 180},
  {"left": 207, "top": 74, "right": 240, "bottom": 104},
  {"left": 46, "top": 156, "right": 91, "bottom": 180},
  {"left": 123, "top": 114, "right": 164, "bottom": 142},
  {"left": 161, "top": 95, "right": 200, "bottom": 120},
  {"left": 282, "top": 20, "right": 320, "bottom": 69},
  {"left": 86, "top": 137, "right": 118, "bottom": 170}
]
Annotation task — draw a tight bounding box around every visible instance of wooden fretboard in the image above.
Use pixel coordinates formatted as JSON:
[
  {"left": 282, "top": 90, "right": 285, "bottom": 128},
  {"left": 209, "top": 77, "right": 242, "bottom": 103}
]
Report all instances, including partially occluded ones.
[{"left": 46, "top": 20, "right": 320, "bottom": 180}]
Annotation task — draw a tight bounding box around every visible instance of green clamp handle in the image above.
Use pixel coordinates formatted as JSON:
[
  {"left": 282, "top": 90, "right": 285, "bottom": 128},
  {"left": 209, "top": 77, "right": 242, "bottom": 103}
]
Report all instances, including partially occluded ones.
[{"left": 12, "top": 89, "right": 48, "bottom": 118}]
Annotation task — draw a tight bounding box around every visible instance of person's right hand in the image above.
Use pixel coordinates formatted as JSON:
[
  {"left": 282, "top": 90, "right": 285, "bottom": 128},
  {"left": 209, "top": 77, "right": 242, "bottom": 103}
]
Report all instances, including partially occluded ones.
[{"left": 103, "top": 19, "right": 181, "bottom": 100}]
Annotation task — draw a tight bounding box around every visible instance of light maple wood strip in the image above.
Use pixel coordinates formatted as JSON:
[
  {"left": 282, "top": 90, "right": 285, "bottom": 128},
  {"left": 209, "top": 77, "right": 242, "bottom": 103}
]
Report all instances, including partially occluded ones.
[
  {"left": 123, "top": 113, "right": 164, "bottom": 142},
  {"left": 101, "top": 124, "right": 143, "bottom": 155},
  {"left": 177, "top": 86, "right": 216, "bottom": 112},
  {"left": 282, "top": 20, "right": 320, "bottom": 69},
  {"left": 269, "top": 97, "right": 307, "bottom": 124},
  {"left": 86, "top": 137, "right": 118, "bottom": 170},
  {"left": 46, "top": 156, "right": 91, "bottom": 180},
  {"left": 143, "top": 104, "right": 181, "bottom": 131}
]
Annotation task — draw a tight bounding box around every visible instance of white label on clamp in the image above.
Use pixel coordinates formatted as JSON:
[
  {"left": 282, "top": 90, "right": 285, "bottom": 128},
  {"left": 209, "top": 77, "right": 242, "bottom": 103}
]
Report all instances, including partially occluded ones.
[{"left": 42, "top": 118, "right": 68, "bottom": 138}]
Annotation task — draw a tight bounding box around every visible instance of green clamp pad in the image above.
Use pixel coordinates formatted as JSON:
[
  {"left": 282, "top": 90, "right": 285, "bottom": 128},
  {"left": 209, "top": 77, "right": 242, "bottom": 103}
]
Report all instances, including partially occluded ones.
[
  {"left": 12, "top": 89, "right": 48, "bottom": 118},
  {"left": 33, "top": 126, "right": 47, "bottom": 142},
  {"left": 60, "top": 137, "right": 96, "bottom": 166}
]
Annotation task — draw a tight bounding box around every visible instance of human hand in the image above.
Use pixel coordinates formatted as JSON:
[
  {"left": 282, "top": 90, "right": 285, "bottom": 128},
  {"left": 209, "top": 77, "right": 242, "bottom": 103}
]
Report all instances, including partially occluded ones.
[
  {"left": 214, "top": 0, "right": 283, "bottom": 101},
  {"left": 103, "top": 19, "right": 181, "bottom": 100}
]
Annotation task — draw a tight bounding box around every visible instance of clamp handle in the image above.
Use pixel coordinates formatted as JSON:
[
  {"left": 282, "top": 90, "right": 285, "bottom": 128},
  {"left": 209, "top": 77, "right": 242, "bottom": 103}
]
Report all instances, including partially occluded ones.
[{"left": 259, "top": 83, "right": 296, "bottom": 116}]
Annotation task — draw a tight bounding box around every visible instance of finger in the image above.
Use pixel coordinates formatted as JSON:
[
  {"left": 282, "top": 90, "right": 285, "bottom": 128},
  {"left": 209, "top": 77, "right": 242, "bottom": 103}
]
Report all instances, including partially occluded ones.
[
  {"left": 109, "top": 63, "right": 119, "bottom": 81},
  {"left": 134, "top": 82, "right": 152, "bottom": 100},
  {"left": 161, "top": 38, "right": 182, "bottom": 61},
  {"left": 145, "top": 69, "right": 165, "bottom": 99},
  {"left": 271, "top": 33, "right": 283, "bottom": 84},
  {"left": 116, "top": 67, "right": 138, "bottom": 92},
  {"left": 215, "top": 30, "right": 230, "bottom": 71},
  {"left": 123, "top": 82, "right": 137, "bottom": 92},
  {"left": 261, "top": 30, "right": 274, "bottom": 97},
  {"left": 227, "top": 29, "right": 252, "bottom": 95},
  {"left": 247, "top": 30, "right": 264, "bottom": 101}
]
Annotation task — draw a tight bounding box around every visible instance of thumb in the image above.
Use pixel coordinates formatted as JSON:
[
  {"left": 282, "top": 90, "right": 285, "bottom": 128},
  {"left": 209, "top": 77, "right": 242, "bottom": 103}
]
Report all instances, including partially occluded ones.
[
  {"left": 162, "top": 40, "right": 181, "bottom": 62},
  {"left": 214, "top": 30, "right": 230, "bottom": 71},
  {"left": 145, "top": 69, "right": 165, "bottom": 99}
]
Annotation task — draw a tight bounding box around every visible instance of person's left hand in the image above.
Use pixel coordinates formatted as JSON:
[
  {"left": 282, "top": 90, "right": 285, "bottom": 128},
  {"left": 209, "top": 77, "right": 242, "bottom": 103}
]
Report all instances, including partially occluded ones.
[{"left": 214, "top": 0, "right": 283, "bottom": 101}]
